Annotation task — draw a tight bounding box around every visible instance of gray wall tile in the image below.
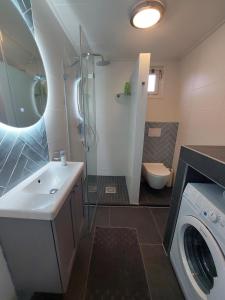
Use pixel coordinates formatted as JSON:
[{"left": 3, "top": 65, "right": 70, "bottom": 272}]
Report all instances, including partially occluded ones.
[
  {"left": 142, "top": 122, "right": 179, "bottom": 168},
  {"left": 7, "top": 155, "right": 28, "bottom": 189},
  {"left": 0, "top": 119, "right": 49, "bottom": 196},
  {"left": 0, "top": 130, "right": 5, "bottom": 143},
  {"left": 0, "top": 139, "right": 24, "bottom": 187},
  {"left": 0, "top": 132, "right": 19, "bottom": 169}
]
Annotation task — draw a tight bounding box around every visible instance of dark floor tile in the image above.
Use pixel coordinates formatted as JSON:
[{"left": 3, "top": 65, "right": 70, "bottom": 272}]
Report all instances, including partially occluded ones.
[
  {"left": 151, "top": 208, "right": 170, "bottom": 239},
  {"left": 141, "top": 245, "right": 184, "bottom": 300},
  {"left": 110, "top": 207, "right": 161, "bottom": 244},
  {"left": 85, "top": 206, "right": 110, "bottom": 230},
  {"left": 63, "top": 234, "right": 94, "bottom": 300},
  {"left": 139, "top": 181, "right": 172, "bottom": 206},
  {"left": 94, "top": 206, "right": 110, "bottom": 227},
  {"left": 87, "top": 175, "right": 129, "bottom": 205}
]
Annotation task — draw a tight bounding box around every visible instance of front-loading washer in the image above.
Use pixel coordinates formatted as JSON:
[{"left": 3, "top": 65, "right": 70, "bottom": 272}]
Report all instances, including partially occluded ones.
[{"left": 170, "top": 183, "right": 225, "bottom": 300}]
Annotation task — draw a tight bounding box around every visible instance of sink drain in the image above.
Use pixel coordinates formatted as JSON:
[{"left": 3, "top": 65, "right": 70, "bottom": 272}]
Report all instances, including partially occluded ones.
[{"left": 49, "top": 188, "right": 58, "bottom": 194}]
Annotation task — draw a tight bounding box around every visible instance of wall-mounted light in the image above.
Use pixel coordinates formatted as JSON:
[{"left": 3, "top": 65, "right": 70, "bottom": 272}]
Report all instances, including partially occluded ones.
[{"left": 130, "top": 0, "right": 165, "bottom": 29}]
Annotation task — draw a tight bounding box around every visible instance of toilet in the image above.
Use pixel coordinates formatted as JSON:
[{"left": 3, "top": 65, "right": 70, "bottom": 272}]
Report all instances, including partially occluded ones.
[{"left": 142, "top": 163, "right": 171, "bottom": 190}]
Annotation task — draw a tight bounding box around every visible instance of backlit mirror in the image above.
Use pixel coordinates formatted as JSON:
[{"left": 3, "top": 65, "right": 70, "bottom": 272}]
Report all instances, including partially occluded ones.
[{"left": 0, "top": 0, "right": 47, "bottom": 128}]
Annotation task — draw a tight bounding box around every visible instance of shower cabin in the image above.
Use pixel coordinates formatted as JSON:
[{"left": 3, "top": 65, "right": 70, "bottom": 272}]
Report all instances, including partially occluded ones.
[
  {"left": 63, "top": 26, "right": 151, "bottom": 229},
  {"left": 63, "top": 28, "right": 99, "bottom": 232}
]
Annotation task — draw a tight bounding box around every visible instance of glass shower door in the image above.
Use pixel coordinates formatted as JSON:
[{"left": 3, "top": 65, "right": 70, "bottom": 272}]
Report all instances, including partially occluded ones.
[{"left": 80, "top": 27, "right": 98, "bottom": 232}]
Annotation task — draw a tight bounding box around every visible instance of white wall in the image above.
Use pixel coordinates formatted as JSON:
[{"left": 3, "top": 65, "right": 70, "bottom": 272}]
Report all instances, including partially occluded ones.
[
  {"left": 64, "top": 67, "right": 85, "bottom": 163},
  {"left": 173, "top": 23, "right": 225, "bottom": 171},
  {"left": 32, "top": 0, "right": 71, "bottom": 159},
  {"left": 126, "top": 53, "right": 151, "bottom": 204},
  {"left": 95, "top": 61, "right": 134, "bottom": 175},
  {"left": 146, "top": 61, "right": 180, "bottom": 122}
]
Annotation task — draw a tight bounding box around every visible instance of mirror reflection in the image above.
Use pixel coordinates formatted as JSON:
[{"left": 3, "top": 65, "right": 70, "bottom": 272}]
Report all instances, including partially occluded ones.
[{"left": 0, "top": 0, "right": 47, "bottom": 128}]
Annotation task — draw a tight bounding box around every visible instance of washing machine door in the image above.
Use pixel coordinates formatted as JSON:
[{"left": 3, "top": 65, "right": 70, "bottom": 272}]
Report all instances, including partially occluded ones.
[{"left": 178, "top": 215, "right": 225, "bottom": 300}]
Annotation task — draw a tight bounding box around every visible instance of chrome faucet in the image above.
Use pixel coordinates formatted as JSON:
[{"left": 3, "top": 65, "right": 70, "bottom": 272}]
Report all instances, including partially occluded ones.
[
  {"left": 52, "top": 150, "right": 67, "bottom": 166},
  {"left": 52, "top": 151, "right": 61, "bottom": 162},
  {"left": 60, "top": 150, "right": 67, "bottom": 166}
]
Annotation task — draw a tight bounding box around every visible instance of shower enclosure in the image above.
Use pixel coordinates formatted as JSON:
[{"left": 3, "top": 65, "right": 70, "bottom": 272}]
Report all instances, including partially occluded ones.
[
  {"left": 64, "top": 27, "right": 98, "bottom": 233},
  {"left": 80, "top": 28, "right": 98, "bottom": 231}
]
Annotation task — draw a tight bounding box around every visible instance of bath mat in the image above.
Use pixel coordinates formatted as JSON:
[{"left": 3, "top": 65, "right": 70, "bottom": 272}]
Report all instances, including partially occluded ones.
[{"left": 85, "top": 227, "right": 150, "bottom": 300}]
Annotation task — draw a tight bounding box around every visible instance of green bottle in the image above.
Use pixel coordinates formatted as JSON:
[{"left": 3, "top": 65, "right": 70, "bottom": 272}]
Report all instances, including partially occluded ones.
[{"left": 124, "top": 82, "right": 131, "bottom": 96}]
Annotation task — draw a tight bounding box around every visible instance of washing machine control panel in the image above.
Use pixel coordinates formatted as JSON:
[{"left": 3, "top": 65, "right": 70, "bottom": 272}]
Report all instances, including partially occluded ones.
[
  {"left": 203, "top": 210, "right": 219, "bottom": 223},
  {"left": 201, "top": 203, "right": 225, "bottom": 229},
  {"left": 184, "top": 183, "right": 225, "bottom": 229}
]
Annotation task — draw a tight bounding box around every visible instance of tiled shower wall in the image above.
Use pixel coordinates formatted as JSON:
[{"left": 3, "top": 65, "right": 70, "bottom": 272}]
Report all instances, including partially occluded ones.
[
  {"left": 0, "top": 119, "right": 49, "bottom": 197},
  {"left": 142, "top": 122, "right": 179, "bottom": 168}
]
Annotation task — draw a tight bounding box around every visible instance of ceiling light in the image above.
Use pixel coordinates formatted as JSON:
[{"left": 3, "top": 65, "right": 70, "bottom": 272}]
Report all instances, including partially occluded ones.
[{"left": 130, "top": 0, "right": 165, "bottom": 29}]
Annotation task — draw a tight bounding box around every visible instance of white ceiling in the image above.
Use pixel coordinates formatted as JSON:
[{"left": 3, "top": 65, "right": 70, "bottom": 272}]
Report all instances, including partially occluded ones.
[{"left": 49, "top": 0, "right": 225, "bottom": 61}]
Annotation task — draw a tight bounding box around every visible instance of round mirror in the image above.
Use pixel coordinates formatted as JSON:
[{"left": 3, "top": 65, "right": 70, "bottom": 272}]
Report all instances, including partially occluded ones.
[{"left": 0, "top": 0, "right": 48, "bottom": 128}]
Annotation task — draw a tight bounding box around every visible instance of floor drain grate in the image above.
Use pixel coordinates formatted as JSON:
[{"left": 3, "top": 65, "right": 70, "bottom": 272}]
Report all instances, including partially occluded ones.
[{"left": 105, "top": 186, "right": 117, "bottom": 194}]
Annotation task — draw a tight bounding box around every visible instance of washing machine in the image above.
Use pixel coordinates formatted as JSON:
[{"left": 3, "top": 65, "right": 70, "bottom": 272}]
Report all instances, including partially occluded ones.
[{"left": 170, "top": 183, "right": 225, "bottom": 300}]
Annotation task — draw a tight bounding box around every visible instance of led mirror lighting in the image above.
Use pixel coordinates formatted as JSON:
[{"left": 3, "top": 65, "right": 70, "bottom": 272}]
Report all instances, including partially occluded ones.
[{"left": 130, "top": 0, "right": 165, "bottom": 29}]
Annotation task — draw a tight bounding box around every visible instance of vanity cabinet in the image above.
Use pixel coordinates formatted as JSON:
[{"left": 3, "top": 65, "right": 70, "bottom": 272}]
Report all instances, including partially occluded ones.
[
  {"left": 0, "top": 175, "right": 84, "bottom": 294},
  {"left": 71, "top": 177, "right": 84, "bottom": 246},
  {"left": 52, "top": 193, "right": 75, "bottom": 291}
]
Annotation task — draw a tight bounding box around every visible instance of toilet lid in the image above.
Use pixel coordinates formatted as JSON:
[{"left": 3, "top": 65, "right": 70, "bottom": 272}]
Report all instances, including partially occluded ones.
[{"left": 143, "top": 163, "right": 171, "bottom": 176}]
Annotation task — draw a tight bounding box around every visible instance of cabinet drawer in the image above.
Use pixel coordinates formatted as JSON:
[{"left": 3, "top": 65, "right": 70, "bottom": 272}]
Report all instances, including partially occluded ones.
[{"left": 52, "top": 195, "right": 75, "bottom": 291}]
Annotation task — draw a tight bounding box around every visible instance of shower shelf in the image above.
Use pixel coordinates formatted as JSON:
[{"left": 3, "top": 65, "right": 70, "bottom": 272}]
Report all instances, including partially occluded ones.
[{"left": 116, "top": 93, "right": 131, "bottom": 99}]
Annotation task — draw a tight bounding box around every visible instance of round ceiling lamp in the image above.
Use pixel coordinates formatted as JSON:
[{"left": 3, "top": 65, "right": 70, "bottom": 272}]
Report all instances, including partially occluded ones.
[{"left": 130, "top": 0, "right": 165, "bottom": 29}]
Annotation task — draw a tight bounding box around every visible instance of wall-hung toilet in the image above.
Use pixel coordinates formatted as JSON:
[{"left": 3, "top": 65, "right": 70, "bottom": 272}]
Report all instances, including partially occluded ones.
[{"left": 142, "top": 163, "right": 171, "bottom": 189}]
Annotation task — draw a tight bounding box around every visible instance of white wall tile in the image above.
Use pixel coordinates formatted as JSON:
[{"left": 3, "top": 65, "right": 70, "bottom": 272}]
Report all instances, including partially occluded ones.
[
  {"left": 173, "top": 23, "right": 225, "bottom": 171},
  {"left": 95, "top": 61, "right": 134, "bottom": 176},
  {"left": 146, "top": 61, "right": 180, "bottom": 122}
]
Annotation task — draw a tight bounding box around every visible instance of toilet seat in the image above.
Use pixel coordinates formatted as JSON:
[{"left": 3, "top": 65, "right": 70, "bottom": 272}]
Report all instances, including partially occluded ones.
[{"left": 143, "top": 163, "right": 170, "bottom": 177}]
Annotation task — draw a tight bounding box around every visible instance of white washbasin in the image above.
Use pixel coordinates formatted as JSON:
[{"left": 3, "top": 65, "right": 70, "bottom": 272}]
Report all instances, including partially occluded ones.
[
  {"left": 23, "top": 164, "right": 71, "bottom": 194},
  {"left": 0, "top": 162, "right": 84, "bottom": 220}
]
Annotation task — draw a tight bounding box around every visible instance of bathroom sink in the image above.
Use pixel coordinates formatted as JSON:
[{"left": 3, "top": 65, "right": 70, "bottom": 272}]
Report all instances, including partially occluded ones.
[
  {"left": 23, "top": 163, "right": 71, "bottom": 195},
  {"left": 0, "top": 161, "right": 84, "bottom": 220}
]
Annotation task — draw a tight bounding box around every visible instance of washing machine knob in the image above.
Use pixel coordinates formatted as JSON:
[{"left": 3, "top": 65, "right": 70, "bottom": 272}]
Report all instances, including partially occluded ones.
[{"left": 209, "top": 211, "right": 218, "bottom": 223}]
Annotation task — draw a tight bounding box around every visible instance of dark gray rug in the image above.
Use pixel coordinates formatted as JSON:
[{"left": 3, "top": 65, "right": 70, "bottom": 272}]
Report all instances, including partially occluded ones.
[{"left": 85, "top": 227, "right": 150, "bottom": 300}]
